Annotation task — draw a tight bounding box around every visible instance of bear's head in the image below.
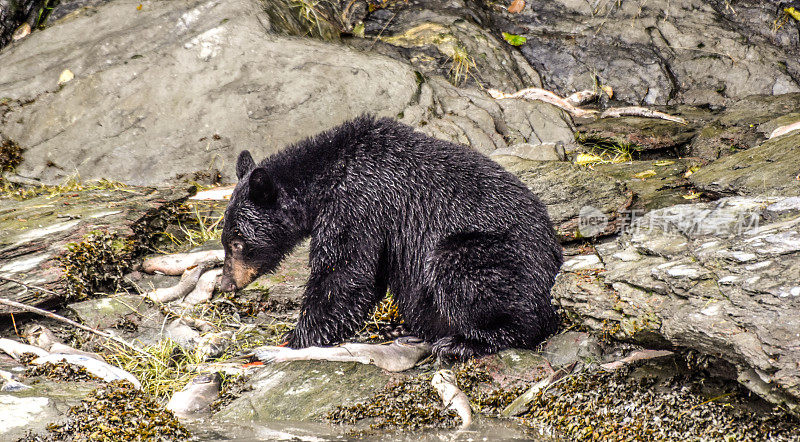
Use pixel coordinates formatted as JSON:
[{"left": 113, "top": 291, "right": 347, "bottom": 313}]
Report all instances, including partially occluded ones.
[{"left": 220, "top": 150, "right": 305, "bottom": 291}]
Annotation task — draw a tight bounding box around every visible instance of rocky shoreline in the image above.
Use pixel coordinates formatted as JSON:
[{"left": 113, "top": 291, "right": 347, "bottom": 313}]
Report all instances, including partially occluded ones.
[{"left": 1, "top": 0, "right": 800, "bottom": 440}]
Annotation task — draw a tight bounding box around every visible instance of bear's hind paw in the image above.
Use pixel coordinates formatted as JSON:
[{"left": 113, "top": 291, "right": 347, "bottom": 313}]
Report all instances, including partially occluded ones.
[{"left": 431, "top": 336, "right": 492, "bottom": 361}]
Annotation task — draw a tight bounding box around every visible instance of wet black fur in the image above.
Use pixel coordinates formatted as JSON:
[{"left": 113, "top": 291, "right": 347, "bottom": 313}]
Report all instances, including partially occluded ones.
[{"left": 222, "top": 116, "right": 563, "bottom": 360}]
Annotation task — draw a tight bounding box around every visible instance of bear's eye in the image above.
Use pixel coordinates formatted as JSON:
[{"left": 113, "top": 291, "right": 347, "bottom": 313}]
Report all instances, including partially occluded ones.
[{"left": 232, "top": 242, "right": 244, "bottom": 253}]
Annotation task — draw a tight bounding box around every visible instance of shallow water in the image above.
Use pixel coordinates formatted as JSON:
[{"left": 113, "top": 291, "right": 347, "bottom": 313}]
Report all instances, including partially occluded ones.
[{"left": 185, "top": 415, "right": 548, "bottom": 441}]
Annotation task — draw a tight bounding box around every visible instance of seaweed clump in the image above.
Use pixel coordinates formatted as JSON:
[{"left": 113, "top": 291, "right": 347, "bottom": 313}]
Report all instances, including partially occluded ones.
[
  {"left": 21, "top": 381, "right": 190, "bottom": 441},
  {"left": 0, "top": 135, "right": 23, "bottom": 172},
  {"left": 519, "top": 367, "right": 800, "bottom": 441},
  {"left": 24, "top": 361, "right": 100, "bottom": 382},
  {"left": 327, "top": 372, "right": 459, "bottom": 431},
  {"left": 58, "top": 231, "right": 136, "bottom": 299}
]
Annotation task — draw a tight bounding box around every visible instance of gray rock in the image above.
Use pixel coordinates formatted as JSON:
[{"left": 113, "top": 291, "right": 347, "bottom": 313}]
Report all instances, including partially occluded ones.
[
  {"left": 0, "top": 0, "right": 574, "bottom": 187},
  {"left": 687, "top": 94, "right": 800, "bottom": 160},
  {"left": 357, "top": 0, "right": 542, "bottom": 91},
  {"left": 213, "top": 360, "right": 392, "bottom": 422},
  {"left": 594, "top": 159, "right": 704, "bottom": 212},
  {"left": 0, "top": 0, "right": 418, "bottom": 185},
  {"left": 494, "top": 155, "right": 632, "bottom": 240},
  {"left": 0, "top": 186, "right": 192, "bottom": 315},
  {"left": 690, "top": 131, "right": 800, "bottom": 196},
  {"left": 508, "top": 0, "right": 800, "bottom": 105},
  {"left": 553, "top": 196, "right": 800, "bottom": 416},
  {"left": 576, "top": 117, "right": 697, "bottom": 152},
  {"left": 490, "top": 142, "right": 565, "bottom": 161},
  {"left": 541, "top": 331, "right": 602, "bottom": 368}
]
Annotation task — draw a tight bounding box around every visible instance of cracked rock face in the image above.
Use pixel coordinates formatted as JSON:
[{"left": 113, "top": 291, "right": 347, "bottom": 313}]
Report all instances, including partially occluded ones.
[
  {"left": 553, "top": 196, "right": 800, "bottom": 415},
  {"left": 0, "top": 0, "right": 573, "bottom": 186},
  {"left": 503, "top": 0, "right": 800, "bottom": 105}
]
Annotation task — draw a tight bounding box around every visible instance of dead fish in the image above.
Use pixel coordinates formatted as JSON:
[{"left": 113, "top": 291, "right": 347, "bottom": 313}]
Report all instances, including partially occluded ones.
[
  {"left": 24, "top": 323, "right": 60, "bottom": 350},
  {"left": 0, "top": 369, "right": 31, "bottom": 392},
  {"left": 23, "top": 324, "right": 101, "bottom": 359},
  {"left": 253, "top": 336, "right": 431, "bottom": 372},
  {"left": 769, "top": 121, "right": 800, "bottom": 139},
  {"left": 565, "top": 89, "right": 598, "bottom": 106},
  {"left": 32, "top": 354, "right": 141, "bottom": 389},
  {"left": 600, "top": 349, "right": 674, "bottom": 371},
  {"left": 47, "top": 343, "right": 104, "bottom": 360},
  {"left": 166, "top": 372, "right": 221, "bottom": 418},
  {"left": 432, "top": 369, "right": 472, "bottom": 429},
  {"left": 189, "top": 186, "right": 235, "bottom": 201},
  {"left": 142, "top": 250, "right": 224, "bottom": 276},
  {"left": 0, "top": 337, "right": 49, "bottom": 360},
  {"left": 12, "top": 23, "right": 31, "bottom": 41},
  {"left": 144, "top": 260, "right": 219, "bottom": 303},
  {"left": 195, "top": 330, "right": 234, "bottom": 360},
  {"left": 181, "top": 267, "right": 222, "bottom": 306}
]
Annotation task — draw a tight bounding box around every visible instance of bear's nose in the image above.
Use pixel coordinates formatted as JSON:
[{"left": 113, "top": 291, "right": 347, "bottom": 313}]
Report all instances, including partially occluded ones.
[{"left": 219, "top": 275, "right": 237, "bottom": 292}]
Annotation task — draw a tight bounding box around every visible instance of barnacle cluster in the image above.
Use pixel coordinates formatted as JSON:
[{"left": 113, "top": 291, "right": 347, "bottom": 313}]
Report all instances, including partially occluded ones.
[
  {"left": 20, "top": 381, "right": 189, "bottom": 441},
  {"left": 24, "top": 361, "right": 100, "bottom": 382}
]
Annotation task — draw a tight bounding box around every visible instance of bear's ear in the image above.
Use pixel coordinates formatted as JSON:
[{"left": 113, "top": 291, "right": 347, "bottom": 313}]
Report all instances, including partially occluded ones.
[
  {"left": 236, "top": 150, "right": 256, "bottom": 180},
  {"left": 248, "top": 167, "right": 278, "bottom": 207}
]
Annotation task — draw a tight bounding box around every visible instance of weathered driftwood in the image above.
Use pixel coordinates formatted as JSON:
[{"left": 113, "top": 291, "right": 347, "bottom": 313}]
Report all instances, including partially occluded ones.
[
  {"left": 490, "top": 87, "right": 687, "bottom": 124},
  {"left": 0, "top": 186, "right": 193, "bottom": 314},
  {"left": 553, "top": 196, "right": 800, "bottom": 417}
]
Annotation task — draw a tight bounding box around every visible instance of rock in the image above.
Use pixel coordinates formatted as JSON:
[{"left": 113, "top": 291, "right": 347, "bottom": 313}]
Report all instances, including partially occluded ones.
[
  {"left": 594, "top": 159, "right": 704, "bottom": 212},
  {"left": 68, "top": 294, "right": 153, "bottom": 329},
  {"left": 0, "top": 0, "right": 39, "bottom": 48},
  {"left": 0, "top": 0, "right": 418, "bottom": 185},
  {"left": 0, "top": 396, "right": 60, "bottom": 439},
  {"left": 576, "top": 117, "right": 697, "bottom": 152},
  {"left": 493, "top": 155, "right": 632, "bottom": 240},
  {"left": 357, "top": 0, "right": 541, "bottom": 91},
  {"left": 490, "top": 142, "right": 564, "bottom": 161},
  {"left": 687, "top": 93, "right": 800, "bottom": 160},
  {"left": 541, "top": 331, "right": 602, "bottom": 368},
  {"left": 503, "top": 0, "right": 800, "bottom": 105},
  {"left": 213, "top": 360, "right": 394, "bottom": 422},
  {"left": 0, "top": 0, "right": 574, "bottom": 186},
  {"left": 0, "top": 186, "right": 192, "bottom": 314},
  {"left": 690, "top": 131, "right": 800, "bottom": 196},
  {"left": 399, "top": 77, "right": 575, "bottom": 157},
  {"left": 552, "top": 196, "right": 800, "bottom": 416},
  {"left": 0, "top": 377, "right": 100, "bottom": 440},
  {"left": 477, "top": 349, "right": 551, "bottom": 388}
]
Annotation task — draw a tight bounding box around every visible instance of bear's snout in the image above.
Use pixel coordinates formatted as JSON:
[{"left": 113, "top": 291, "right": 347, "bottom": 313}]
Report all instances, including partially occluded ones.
[{"left": 220, "top": 274, "right": 237, "bottom": 292}]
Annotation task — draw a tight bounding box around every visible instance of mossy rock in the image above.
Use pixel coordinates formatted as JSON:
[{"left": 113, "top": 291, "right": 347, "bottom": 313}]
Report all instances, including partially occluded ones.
[
  {"left": 690, "top": 132, "right": 800, "bottom": 196},
  {"left": 576, "top": 117, "right": 697, "bottom": 152}
]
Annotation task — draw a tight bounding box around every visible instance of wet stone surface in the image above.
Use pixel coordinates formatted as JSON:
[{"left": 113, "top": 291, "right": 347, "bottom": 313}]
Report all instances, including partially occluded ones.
[{"left": 0, "top": 186, "right": 192, "bottom": 314}]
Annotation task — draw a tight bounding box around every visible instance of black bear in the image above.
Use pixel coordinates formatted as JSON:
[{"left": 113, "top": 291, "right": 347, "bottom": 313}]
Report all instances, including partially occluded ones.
[{"left": 220, "top": 116, "right": 563, "bottom": 359}]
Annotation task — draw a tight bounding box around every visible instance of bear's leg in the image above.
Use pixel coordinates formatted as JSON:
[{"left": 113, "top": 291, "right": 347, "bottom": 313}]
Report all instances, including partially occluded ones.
[
  {"left": 287, "top": 260, "right": 387, "bottom": 349},
  {"left": 426, "top": 231, "right": 559, "bottom": 360}
]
